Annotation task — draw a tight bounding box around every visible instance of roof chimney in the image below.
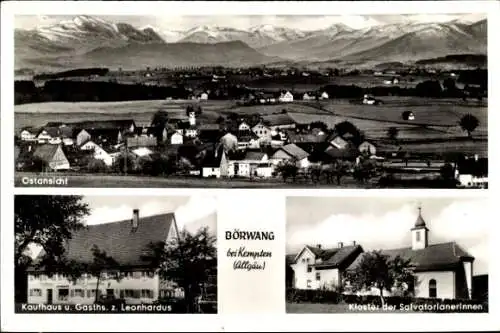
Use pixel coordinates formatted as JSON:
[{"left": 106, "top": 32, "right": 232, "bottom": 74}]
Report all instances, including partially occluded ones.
[
  {"left": 338, "top": 242, "right": 343, "bottom": 248},
  {"left": 132, "top": 209, "right": 139, "bottom": 231}
]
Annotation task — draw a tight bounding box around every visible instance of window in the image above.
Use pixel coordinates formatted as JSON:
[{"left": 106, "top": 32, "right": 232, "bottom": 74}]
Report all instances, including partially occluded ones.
[
  {"left": 416, "top": 231, "right": 421, "bottom": 242},
  {"left": 120, "top": 290, "right": 125, "bottom": 299},
  {"left": 141, "top": 289, "right": 154, "bottom": 298},
  {"left": 307, "top": 266, "right": 312, "bottom": 273},
  {"left": 316, "top": 272, "right": 321, "bottom": 281},
  {"left": 58, "top": 289, "right": 69, "bottom": 301},
  {"left": 301, "top": 258, "right": 305, "bottom": 263},
  {"left": 124, "top": 289, "right": 141, "bottom": 298},
  {"left": 429, "top": 279, "right": 437, "bottom": 298},
  {"left": 87, "top": 289, "right": 96, "bottom": 298},
  {"left": 133, "top": 271, "right": 142, "bottom": 279},
  {"left": 29, "top": 289, "right": 42, "bottom": 297},
  {"left": 307, "top": 280, "right": 311, "bottom": 288}
]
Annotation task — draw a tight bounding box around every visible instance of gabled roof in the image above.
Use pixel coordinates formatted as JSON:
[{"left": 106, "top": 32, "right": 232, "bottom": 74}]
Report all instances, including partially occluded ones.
[
  {"left": 293, "top": 245, "right": 363, "bottom": 269},
  {"left": 33, "top": 144, "right": 61, "bottom": 162},
  {"left": 244, "top": 151, "right": 267, "bottom": 161},
  {"left": 126, "top": 136, "right": 157, "bottom": 148},
  {"left": 32, "top": 213, "right": 177, "bottom": 269},
  {"left": 347, "top": 242, "right": 474, "bottom": 272}
]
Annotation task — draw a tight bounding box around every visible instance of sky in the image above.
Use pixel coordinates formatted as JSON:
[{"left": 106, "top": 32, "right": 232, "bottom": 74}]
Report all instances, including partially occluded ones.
[
  {"left": 15, "top": 13, "right": 486, "bottom": 31},
  {"left": 286, "top": 197, "right": 489, "bottom": 275}
]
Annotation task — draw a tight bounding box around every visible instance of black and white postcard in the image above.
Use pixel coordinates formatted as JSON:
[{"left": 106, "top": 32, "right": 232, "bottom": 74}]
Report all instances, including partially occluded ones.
[
  {"left": 14, "top": 194, "right": 217, "bottom": 314},
  {"left": 12, "top": 9, "right": 488, "bottom": 189}
]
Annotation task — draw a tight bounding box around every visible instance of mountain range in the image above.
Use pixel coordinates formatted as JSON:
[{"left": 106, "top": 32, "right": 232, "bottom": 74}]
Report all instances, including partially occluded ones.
[{"left": 15, "top": 15, "right": 487, "bottom": 71}]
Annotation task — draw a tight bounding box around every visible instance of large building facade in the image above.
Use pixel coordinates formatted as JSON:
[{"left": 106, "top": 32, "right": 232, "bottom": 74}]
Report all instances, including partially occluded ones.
[{"left": 27, "top": 210, "right": 184, "bottom": 304}]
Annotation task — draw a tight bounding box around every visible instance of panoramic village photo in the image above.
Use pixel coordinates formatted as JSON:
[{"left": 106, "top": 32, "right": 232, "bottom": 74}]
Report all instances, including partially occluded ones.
[
  {"left": 285, "top": 197, "right": 489, "bottom": 313},
  {"left": 14, "top": 194, "right": 217, "bottom": 313},
  {"left": 14, "top": 13, "right": 487, "bottom": 188}
]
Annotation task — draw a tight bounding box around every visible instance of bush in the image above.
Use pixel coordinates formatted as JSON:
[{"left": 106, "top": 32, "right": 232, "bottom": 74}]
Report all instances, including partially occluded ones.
[{"left": 86, "top": 158, "right": 109, "bottom": 173}]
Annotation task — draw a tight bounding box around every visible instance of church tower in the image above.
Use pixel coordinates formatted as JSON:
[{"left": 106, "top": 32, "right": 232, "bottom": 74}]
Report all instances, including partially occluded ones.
[{"left": 411, "top": 205, "right": 429, "bottom": 250}]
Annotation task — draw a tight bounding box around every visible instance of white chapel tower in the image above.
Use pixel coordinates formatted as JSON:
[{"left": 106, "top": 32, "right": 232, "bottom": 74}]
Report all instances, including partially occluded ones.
[
  {"left": 411, "top": 205, "right": 429, "bottom": 250},
  {"left": 189, "top": 110, "right": 196, "bottom": 126}
]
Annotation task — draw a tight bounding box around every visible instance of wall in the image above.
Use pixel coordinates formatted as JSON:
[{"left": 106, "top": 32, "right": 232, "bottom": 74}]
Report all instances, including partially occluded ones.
[
  {"left": 415, "top": 271, "right": 455, "bottom": 299},
  {"left": 291, "top": 248, "right": 315, "bottom": 289},
  {"left": 202, "top": 167, "right": 221, "bottom": 178},
  {"left": 50, "top": 146, "right": 70, "bottom": 170}
]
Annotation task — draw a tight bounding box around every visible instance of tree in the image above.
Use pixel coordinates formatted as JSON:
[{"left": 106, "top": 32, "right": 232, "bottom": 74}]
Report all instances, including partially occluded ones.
[
  {"left": 345, "top": 251, "right": 415, "bottom": 306},
  {"left": 141, "top": 227, "right": 216, "bottom": 313},
  {"left": 87, "top": 158, "right": 108, "bottom": 173},
  {"left": 387, "top": 126, "right": 399, "bottom": 143},
  {"left": 275, "top": 161, "right": 299, "bottom": 183},
  {"left": 415, "top": 80, "right": 443, "bottom": 98},
  {"left": 310, "top": 121, "right": 328, "bottom": 132},
  {"left": 334, "top": 121, "right": 364, "bottom": 145},
  {"left": 14, "top": 195, "right": 90, "bottom": 302},
  {"left": 459, "top": 114, "right": 479, "bottom": 138},
  {"left": 186, "top": 104, "right": 202, "bottom": 117}
]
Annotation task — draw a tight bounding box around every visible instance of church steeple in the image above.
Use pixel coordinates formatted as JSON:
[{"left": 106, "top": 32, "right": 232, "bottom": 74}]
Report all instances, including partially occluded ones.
[{"left": 411, "top": 204, "right": 429, "bottom": 250}]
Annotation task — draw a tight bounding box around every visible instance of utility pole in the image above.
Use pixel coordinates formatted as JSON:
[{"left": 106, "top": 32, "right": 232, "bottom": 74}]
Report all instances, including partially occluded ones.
[{"left": 124, "top": 137, "right": 128, "bottom": 175}]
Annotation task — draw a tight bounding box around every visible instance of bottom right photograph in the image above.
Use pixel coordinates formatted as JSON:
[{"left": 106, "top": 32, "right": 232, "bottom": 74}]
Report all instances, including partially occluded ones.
[{"left": 285, "top": 196, "right": 488, "bottom": 313}]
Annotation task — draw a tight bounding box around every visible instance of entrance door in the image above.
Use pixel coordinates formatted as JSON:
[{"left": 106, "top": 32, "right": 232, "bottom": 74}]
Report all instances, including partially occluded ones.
[{"left": 47, "top": 289, "right": 53, "bottom": 304}]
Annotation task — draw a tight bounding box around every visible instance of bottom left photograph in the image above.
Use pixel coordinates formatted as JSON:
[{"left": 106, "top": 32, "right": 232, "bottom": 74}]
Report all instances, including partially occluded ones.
[{"left": 14, "top": 194, "right": 217, "bottom": 313}]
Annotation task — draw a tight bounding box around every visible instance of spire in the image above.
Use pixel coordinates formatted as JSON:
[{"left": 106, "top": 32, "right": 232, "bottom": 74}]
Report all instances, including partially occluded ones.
[{"left": 414, "top": 203, "right": 426, "bottom": 228}]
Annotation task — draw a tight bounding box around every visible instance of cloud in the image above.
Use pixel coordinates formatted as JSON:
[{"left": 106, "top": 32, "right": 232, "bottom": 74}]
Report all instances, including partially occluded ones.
[
  {"left": 85, "top": 200, "right": 177, "bottom": 225},
  {"left": 174, "top": 195, "right": 217, "bottom": 231}
]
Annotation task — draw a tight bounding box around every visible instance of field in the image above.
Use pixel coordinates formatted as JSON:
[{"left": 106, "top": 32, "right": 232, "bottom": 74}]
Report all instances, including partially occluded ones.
[
  {"left": 286, "top": 302, "right": 415, "bottom": 313},
  {"left": 15, "top": 97, "right": 488, "bottom": 157}
]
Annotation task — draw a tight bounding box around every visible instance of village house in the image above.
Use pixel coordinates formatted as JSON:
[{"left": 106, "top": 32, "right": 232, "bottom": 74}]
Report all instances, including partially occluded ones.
[
  {"left": 320, "top": 91, "right": 329, "bottom": 100},
  {"left": 79, "top": 140, "right": 114, "bottom": 167},
  {"left": 279, "top": 91, "right": 294, "bottom": 103},
  {"left": 201, "top": 148, "right": 228, "bottom": 178},
  {"left": 76, "top": 129, "right": 123, "bottom": 147},
  {"left": 36, "top": 128, "right": 60, "bottom": 144},
  {"left": 289, "top": 243, "right": 363, "bottom": 290},
  {"left": 262, "top": 113, "right": 296, "bottom": 133},
  {"left": 271, "top": 143, "right": 310, "bottom": 169},
  {"left": 20, "top": 127, "right": 38, "bottom": 141},
  {"left": 328, "top": 135, "right": 349, "bottom": 150},
  {"left": 33, "top": 144, "right": 70, "bottom": 171},
  {"left": 126, "top": 136, "right": 157, "bottom": 148},
  {"left": 236, "top": 131, "right": 260, "bottom": 150},
  {"left": 456, "top": 155, "right": 488, "bottom": 188},
  {"left": 252, "top": 122, "right": 272, "bottom": 140},
  {"left": 345, "top": 208, "right": 475, "bottom": 299},
  {"left": 303, "top": 92, "right": 316, "bottom": 101},
  {"left": 27, "top": 210, "right": 184, "bottom": 304},
  {"left": 227, "top": 151, "right": 273, "bottom": 178},
  {"left": 170, "top": 131, "right": 184, "bottom": 145},
  {"left": 131, "top": 147, "right": 154, "bottom": 158},
  {"left": 358, "top": 140, "right": 377, "bottom": 156}
]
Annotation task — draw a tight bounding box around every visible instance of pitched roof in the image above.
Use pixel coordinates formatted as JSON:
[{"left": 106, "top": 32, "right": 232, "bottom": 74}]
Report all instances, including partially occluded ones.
[
  {"left": 199, "top": 124, "right": 221, "bottom": 131},
  {"left": 39, "top": 127, "right": 61, "bottom": 137},
  {"left": 244, "top": 151, "right": 267, "bottom": 161},
  {"left": 127, "top": 136, "right": 157, "bottom": 148},
  {"left": 294, "top": 245, "right": 363, "bottom": 268},
  {"left": 278, "top": 143, "right": 309, "bottom": 160},
  {"left": 414, "top": 209, "right": 427, "bottom": 228},
  {"left": 33, "top": 144, "right": 60, "bottom": 162},
  {"left": 347, "top": 242, "right": 474, "bottom": 272},
  {"left": 262, "top": 113, "right": 296, "bottom": 126},
  {"left": 34, "top": 213, "right": 177, "bottom": 269}
]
